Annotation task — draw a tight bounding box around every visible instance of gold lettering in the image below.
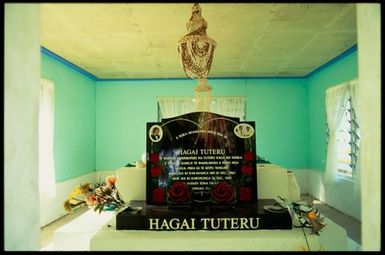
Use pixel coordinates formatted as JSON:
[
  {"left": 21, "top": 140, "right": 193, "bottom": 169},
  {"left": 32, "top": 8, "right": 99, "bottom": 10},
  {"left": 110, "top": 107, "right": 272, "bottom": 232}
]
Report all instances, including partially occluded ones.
[
  {"left": 222, "top": 218, "right": 230, "bottom": 229},
  {"left": 210, "top": 218, "right": 221, "bottom": 230},
  {"left": 169, "top": 218, "right": 180, "bottom": 230},
  {"left": 231, "top": 218, "right": 239, "bottom": 229},
  {"left": 160, "top": 219, "right": 170, "bottom": 230},
  {"left": 179, "top": 219, "right": 194, "bottom": 230},
  {"left": 249, "top": 218, "right": 260, "bottom": 229},
  {"left": 149, "top": 218, "right": 159, "bottom": 230},
  {"left": 190, "top": 218, "right": 196, "bottom": 230},
  {"left": 240, "top": 218, "right": 249, "bottom": 229},
  {"left": 200, "top": 218, "right": 210, "bottom": 230}
]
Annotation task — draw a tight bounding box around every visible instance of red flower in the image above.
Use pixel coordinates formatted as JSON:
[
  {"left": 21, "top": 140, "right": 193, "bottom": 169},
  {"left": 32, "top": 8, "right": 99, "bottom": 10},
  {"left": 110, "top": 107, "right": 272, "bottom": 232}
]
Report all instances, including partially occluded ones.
[
  {"left": 241, "top": 165, "right": 253, "bottom": 175},
  {"left": 149, "top": 153, "right": 160, "bottom": 163},
  {"left": 211, "top": 182, "right": 234, "bottom": 203},
  {"left": 86, "top": 194, "right": 98, "bottom": 205},
  {"left": 152, "top": 187, "right": 165, "bottom": 204},
  {"left": 168, "top": 181, "right": 190, "bottom": 203},
  {"left": 239, "top": 187, "right": 252, "bottom": 201},
  {"left": 105, "top": 175, "right": 117, "bottom": 186},
  {"left": 243, "top": 151, "right": 254, "bottom": 161},
  {"left": 150, "top": 167, "right": 162, "bottom": 177}
]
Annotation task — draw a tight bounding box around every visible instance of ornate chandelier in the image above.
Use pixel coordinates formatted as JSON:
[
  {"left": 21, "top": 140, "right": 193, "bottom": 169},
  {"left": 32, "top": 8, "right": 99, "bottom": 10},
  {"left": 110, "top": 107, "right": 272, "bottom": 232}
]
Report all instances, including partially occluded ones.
[{"left": 178, "top": 3, "right": 216, "bottom": 111}]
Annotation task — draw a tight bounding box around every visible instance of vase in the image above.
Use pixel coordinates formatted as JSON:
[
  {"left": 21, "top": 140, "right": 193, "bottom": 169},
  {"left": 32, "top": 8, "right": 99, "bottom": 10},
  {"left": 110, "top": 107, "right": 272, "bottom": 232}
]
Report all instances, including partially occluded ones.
[{"left": 287, "top": 170, "right": 300, "bottom": 202}]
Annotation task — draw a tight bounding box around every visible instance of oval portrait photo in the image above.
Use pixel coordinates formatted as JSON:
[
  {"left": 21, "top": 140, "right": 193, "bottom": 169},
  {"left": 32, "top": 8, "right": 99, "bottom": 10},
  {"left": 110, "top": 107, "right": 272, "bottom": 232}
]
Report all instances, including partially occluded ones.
[
  {"left": 149, "top": 125, "right": 163, "bottom": 142},
  {"left": 234, "top": 123, "right": 254, "bottom": 139}
]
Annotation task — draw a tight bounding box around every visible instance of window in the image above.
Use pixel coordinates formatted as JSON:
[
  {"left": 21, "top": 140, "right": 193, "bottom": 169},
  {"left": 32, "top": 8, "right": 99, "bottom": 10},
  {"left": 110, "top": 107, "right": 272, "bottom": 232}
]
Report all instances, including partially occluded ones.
[
  {"left": 325, "top": 79, "right": 360, "bottom": 183},
  {"left": 39, "top": 78, "right": 56, "bottom": 197},
  {"left": 335, "top": 97, "right": 360, "bottom": 179}
]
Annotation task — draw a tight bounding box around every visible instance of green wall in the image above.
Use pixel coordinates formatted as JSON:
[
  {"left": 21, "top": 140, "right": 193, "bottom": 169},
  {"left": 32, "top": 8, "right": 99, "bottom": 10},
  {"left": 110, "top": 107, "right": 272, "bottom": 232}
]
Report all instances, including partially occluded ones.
[
  {"left": 41, "top": 53, "right": 96, "bottom": 182},
  {"left": 95, "top": 78, "right": 309, "bottom": 170},
  {"left": 40, "top": 46, "right": 357, "bottom": 177},
  {"left": 307, "top": 50, "right": 358, "bottom": 171},
  {"left": 95, "top": 79, "right": 195, "bottom": 170},
  {"left": 244, "top": 79, "right": 309, "bottom": 169}
]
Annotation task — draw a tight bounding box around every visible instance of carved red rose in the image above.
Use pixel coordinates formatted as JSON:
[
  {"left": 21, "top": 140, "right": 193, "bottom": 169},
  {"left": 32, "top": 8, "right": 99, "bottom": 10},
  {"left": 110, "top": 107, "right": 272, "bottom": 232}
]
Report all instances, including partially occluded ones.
[
  {"left": 211, "top": 182, "right": 234, "bottom": 203},
  {"left": 152, "top": 187, "right": 165, "bottom": 204},
  {"left": 241, "top": 165, "right": 253, "bottom": 175},
  {"left": 150, "top": 166, "right": 162, "bottom": 177},
  {"left": 167, "top": 181, "right": 191, "bottom": 203},
  {"left": 149, "top": 152, "right": 160, "bottom": 163},
  {"left": 243, "top": 151, "right": 254, "bottom": 161},
  {"left": 239, "top": 187, "right": 252, "bottom": 201}
]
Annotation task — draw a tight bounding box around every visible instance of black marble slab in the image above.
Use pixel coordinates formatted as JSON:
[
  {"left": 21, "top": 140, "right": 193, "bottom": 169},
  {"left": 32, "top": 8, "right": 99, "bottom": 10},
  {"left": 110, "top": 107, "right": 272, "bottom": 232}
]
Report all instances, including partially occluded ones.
[{"left": 116, "top": 200, "right": 292, "bottom": 231}]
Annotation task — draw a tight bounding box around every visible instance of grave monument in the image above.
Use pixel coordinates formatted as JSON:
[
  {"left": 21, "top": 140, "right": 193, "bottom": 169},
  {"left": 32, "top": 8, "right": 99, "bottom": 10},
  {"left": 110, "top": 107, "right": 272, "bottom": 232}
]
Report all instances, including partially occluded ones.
[{"left": 116, "top": 3, "right": 292, "bottom": 231}]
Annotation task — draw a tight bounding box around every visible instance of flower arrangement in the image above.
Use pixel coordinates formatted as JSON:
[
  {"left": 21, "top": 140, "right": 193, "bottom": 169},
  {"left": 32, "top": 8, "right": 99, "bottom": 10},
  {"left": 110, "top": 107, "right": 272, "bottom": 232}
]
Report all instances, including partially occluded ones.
[
  {"left": 63, "top": 175, "right": 125, "bottom": 214},
  {"left": 276, "top": 196, "right": 326, "bottom": 235}
]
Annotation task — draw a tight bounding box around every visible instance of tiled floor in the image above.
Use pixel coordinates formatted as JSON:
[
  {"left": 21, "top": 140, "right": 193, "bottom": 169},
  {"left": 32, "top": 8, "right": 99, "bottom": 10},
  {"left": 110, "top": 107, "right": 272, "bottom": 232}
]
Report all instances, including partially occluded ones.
[{"left": 40, "top": 197, "right": 361, "bottom": 250}]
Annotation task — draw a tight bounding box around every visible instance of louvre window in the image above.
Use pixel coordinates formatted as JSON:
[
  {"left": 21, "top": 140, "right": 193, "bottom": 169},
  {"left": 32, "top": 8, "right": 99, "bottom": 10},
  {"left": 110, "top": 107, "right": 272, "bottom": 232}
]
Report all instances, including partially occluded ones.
[{"left": 335, "top": 97, "right": 360, "bottom": 179}]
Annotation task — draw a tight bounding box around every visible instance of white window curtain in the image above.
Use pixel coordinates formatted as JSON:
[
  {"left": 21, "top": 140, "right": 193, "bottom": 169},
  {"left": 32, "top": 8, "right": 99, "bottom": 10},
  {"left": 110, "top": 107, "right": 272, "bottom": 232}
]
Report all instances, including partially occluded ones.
[
  {"left": 325, "top": 79, "right": 359, "bottom": 187},
  {"left": 157, "top": 97, "right": 195, "bottom": 120},
  {"left": 211, "top": 96, "right": 247, "bottom": 121},
  {"left": 39, "top": 78, "right": 56, "bottom": 197},
  {"left": 157, "top": 96, "right": 246, "bottom": 121}
]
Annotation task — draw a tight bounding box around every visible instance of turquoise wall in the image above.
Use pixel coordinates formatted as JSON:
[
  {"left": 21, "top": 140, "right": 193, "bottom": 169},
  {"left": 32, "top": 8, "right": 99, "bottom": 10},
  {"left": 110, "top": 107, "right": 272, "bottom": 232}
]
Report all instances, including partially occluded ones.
[
  {"left": 40, "top": 46, "right": 357, "bottom": 177},
  {"left": 244, "top": 79, "right": 309, "bottom": 169},
  {"left": 95, "top": 79, "right": 195, "bottom": 170},
  {"left": 307, "top": 50, "right": 358, "bottom": 171},
  {"left": 95, "top": 78, "right": 309, "bottom": 170},
  {"left": 41, "top": 53, "right": 96, "bottom": 182}
]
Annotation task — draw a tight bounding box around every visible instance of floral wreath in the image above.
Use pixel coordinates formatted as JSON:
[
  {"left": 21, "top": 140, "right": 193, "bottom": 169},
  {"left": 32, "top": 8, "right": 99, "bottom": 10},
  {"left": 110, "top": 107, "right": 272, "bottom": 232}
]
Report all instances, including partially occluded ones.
[{"left": 63, "top": 175, "right": 125, "bottom": 214}]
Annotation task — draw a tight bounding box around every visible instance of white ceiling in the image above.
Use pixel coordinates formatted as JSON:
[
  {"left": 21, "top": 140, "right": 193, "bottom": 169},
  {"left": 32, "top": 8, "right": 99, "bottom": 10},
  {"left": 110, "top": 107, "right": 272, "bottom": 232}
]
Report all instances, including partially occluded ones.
[{"left": 40, "top": 3, "right": 357, "bottom": 79}]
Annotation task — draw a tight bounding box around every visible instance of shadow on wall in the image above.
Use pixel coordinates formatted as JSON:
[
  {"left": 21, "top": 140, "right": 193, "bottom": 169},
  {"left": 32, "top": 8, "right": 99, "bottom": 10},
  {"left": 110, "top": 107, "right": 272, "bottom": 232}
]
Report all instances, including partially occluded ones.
[
  {"left": 39, "top": 172, "right": 99, "bottom": 227},
  {"left": 292, "top": 170, "right": 361, "bottom": 221}
]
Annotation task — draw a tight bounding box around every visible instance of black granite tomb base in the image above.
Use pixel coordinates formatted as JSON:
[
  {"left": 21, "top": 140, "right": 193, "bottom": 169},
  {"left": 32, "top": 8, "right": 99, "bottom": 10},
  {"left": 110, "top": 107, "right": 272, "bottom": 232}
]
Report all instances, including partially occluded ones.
[{"left": 116, "top": 199, "right": 292, "bottom": 231}]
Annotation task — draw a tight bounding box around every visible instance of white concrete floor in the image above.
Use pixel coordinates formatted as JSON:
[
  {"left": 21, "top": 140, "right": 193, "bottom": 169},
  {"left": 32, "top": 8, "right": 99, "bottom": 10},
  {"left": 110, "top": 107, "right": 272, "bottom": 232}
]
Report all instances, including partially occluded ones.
[
  {"left": 301, "top": 194, "right": 361, "bottom": 245},
  {"left": 40, "top": 197, "right": 361, "bottom": 251},
  {"left": 40, "top": 206, "right": 89, "bottom": 250}
]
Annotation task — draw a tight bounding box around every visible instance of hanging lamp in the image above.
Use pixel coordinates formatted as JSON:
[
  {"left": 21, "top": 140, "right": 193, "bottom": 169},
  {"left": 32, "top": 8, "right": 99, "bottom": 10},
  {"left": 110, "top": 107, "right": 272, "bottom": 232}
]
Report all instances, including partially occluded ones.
[{"left": 177, "top": 3, "right": 216, "bottom": 111}]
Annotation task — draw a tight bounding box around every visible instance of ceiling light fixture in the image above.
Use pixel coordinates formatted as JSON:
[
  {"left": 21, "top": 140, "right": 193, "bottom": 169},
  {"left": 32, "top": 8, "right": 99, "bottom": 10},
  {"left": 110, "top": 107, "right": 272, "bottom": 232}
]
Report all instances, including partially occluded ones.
[{"left": 178, "top": 3, "right": 216, "bottom": 112}]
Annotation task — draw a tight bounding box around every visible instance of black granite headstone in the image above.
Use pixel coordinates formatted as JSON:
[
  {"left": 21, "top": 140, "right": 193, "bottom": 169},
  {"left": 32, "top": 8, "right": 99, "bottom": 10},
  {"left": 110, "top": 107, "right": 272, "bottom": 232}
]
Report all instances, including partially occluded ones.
[{"left": 146, "top": 112, "right": 257, "bottom": 206}]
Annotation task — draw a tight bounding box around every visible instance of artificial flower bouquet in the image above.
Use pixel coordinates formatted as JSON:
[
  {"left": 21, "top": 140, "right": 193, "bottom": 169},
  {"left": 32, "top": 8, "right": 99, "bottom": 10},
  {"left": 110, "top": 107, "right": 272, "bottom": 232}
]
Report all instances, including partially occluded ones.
[
  {"left": 276, "top": 196, "right": 326, "bottom": 235},
  {"left": 63, "top": 175, "right": 125, "bottom": 214}
]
